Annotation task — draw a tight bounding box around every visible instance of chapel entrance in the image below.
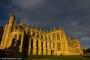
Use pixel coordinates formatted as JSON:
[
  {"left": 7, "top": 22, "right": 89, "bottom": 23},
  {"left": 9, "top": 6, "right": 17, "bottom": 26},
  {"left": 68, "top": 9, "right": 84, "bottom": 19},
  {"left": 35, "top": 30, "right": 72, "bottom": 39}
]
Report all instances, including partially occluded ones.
[{"left": 51, "top": 50, "right": 54, "bottom": 55}]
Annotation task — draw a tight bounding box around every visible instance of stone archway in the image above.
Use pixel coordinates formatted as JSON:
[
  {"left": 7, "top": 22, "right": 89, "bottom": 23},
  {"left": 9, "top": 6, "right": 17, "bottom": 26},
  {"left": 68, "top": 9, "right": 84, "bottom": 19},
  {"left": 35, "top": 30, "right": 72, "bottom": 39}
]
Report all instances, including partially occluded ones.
[{"left": 51, "top": 50, "right": 54, "bottom": 55}]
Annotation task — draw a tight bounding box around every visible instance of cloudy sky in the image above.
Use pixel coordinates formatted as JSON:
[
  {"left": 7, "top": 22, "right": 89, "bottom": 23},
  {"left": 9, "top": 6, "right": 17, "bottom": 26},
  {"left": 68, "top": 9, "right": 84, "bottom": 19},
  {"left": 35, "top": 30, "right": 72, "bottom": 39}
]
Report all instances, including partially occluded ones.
[{"left": 0, "top": 0, "right": 90, "bottom": 48}]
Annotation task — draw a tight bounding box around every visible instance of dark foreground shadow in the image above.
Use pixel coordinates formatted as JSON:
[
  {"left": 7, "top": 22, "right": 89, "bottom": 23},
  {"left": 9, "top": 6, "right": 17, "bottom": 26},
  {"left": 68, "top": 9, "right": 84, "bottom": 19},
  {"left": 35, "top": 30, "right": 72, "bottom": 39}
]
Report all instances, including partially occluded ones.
[{"left": 26, "top": 55, "right": 90, "bottom": 60}]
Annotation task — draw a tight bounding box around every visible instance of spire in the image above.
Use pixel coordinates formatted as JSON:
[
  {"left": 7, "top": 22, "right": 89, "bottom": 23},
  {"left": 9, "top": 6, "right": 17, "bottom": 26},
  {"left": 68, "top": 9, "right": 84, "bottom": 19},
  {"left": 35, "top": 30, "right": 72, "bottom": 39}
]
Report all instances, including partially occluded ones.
[
  {"left": 60, "top": 26, "right": 62, "bottom": 30},
  {"left": 39, "top": 27, "right": 42, "bottom": 32},
  {"left": 31, "top": 24, "right": 34, "bottom": 29},
  {"left": 35, "top": 25, "right": 38, "bottom": 31},
  {"left": 53, "top": 25, "right": 55, "bottom": 31},
  {"left": 50, "top": 25, "right": 52, "bottom": 32},
  {"left": 20, "top": 19, "right": 23, "bottom": 25}
]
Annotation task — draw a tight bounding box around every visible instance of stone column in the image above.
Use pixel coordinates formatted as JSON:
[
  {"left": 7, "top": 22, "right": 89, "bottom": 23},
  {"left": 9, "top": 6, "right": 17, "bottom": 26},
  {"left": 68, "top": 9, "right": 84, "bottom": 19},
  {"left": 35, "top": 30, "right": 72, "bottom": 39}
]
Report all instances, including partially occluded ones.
[
  {"left": 43, "top": 40, "right": 46, "bottom": 55},
  {"left": 47, "top": 39, "right": 51, "bottom": 55},
  {"left": 19, "top": 32, "right": 24, "bottom": 53},
  {"left": 38, "top": 34, "right": 42, "bottom": 55},
  {"left": 32, "top": 33, "right": 37, "bottom": 55},
  {"left": 42, "top": 33, "right": 46, "bottom": 55},
  {"left": 28, "top": 38, "right": 31, "bottom": 55},
  {"left": 38, "top": 39, "right": 42, "bottom": 55}
]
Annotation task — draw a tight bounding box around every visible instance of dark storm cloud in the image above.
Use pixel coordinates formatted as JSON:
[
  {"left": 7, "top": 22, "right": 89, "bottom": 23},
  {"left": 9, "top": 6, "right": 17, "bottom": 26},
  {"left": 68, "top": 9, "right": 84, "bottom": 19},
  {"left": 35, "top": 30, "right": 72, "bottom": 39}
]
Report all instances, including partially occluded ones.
[{"left": 0, "top": 0, "right": 90, "bottom": 48}]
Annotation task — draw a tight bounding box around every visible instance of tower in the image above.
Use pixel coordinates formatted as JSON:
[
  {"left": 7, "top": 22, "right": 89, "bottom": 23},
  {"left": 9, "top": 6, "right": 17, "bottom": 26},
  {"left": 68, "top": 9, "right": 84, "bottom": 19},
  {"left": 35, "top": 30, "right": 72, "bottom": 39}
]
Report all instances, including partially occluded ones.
[{"left": 0, "top": 15, "right": 15, "bottom": 49}]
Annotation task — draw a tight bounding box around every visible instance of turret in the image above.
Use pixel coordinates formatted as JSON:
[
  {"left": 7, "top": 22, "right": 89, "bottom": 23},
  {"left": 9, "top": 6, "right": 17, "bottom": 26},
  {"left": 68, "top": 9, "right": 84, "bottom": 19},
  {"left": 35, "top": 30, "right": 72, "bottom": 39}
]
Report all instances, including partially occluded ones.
[{"left": 0, "top": 14, "right": 15, "bottom": 49}]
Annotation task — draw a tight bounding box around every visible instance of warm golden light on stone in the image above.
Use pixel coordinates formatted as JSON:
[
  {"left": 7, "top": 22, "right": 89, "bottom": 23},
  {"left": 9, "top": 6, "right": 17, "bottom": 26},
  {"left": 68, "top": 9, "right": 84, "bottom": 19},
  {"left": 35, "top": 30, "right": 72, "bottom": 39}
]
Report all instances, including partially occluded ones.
[{"left": 0, "top": 15, "right": 83, "bottom": 56}]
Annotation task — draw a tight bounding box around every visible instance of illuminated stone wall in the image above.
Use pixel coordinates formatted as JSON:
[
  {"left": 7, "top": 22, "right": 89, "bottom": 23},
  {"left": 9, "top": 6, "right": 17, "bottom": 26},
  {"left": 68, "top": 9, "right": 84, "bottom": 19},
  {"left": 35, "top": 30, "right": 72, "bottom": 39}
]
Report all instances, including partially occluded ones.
[{"left": 0, "top": 15, "right": 83, "bottom": 56}]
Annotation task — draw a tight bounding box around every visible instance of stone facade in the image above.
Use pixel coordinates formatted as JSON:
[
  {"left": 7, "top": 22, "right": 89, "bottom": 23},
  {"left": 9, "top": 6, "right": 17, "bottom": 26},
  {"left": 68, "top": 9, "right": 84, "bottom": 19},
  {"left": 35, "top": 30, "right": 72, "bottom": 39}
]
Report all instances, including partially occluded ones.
[{"left": 0, "top": 15, "right": 83, "bottom": 56}]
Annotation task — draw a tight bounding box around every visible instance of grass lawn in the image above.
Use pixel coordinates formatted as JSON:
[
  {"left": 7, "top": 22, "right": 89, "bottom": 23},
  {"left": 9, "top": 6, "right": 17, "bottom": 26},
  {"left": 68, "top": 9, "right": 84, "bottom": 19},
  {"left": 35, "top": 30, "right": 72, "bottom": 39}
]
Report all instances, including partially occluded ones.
[{"left": 26, "top": 55, "right": 90, "bottom": 60}]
